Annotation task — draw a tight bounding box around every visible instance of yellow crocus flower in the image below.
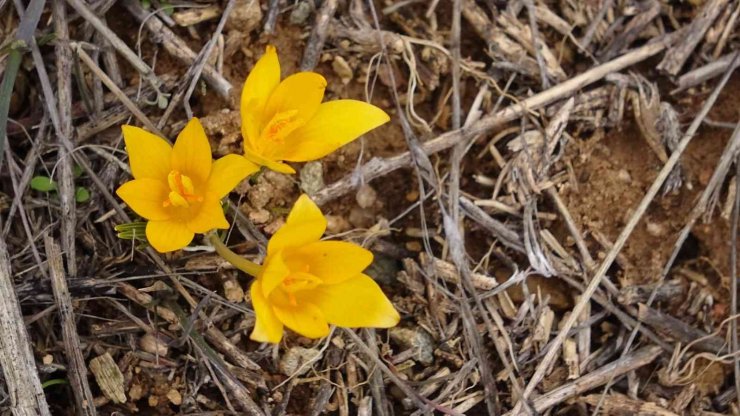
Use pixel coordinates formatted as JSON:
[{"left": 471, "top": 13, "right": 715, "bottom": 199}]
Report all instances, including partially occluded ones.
[
  {"left": 116, "top": 118, "right": 258, "bottom": 253},
  {"left": 213, "top": 194, "right": 399, "bottom": 343},
  {"left": 240, "top": 46, "right": 390, "bottom": 174}
]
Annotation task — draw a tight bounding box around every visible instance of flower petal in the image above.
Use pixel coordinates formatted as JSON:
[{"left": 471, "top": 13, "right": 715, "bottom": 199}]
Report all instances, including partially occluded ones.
[
  {"left": 273, "top": 301, "right": 329, "bottom": 339},
  {"left": 259, "top": 250, "right": 291, "bottom": 299},
  {"left": 243, "top": 148, "right": 296, "bottom": 174},
  {"left": 242, "top": 45, "right": 280, "bottom": 147},
  {"left": 262, "top": 72, "right": 326, "bottom": 128},
  {"left": 171, "top": 118, "right": 213, "bottom": 185},
  {"left": 146, "top": 220, "right": 194, "bottom": 252},
  {"left": 208, "top": 154, "right": 259, "bottom": 199},
  {"left": 186, "top": 196, "right": 229, "bottom": 233},
  {"left": 121, "top": 125, "right": 172, "bottom": 181},
  {"left": 286, "top": 241, "right": 373, "bottom": 285},
  {"left": 116, "top": 178, "right": 170, "bottom": 221},
  {"left": 278, "top": 100, "right": 390, "bottom": 162},
  {"left": 303, "top": 274, "right": 399, "bottom": 328},
  {"left": 249, "top": 280, "right": 284, "bottom": 343},
  {"left": 268, "top": 194, "right": 326, "bottom": 254}
]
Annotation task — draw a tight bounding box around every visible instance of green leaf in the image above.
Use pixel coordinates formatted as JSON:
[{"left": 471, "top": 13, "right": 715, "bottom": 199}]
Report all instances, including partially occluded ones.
[
  {"left": 115, "top": 221, "right": 148, "bottom": 241},
  {"left": 156, "top": 93, "right": 168, "bottom": 109},
  {"left": 160, "top": 0, "right": 174, "bottom": 16},
  {"left": 0, "top": 0, "right": 46, "bottom": 172},
  {"left": 248, "top": 167, "right": 265, "bottom": 184},
  {"left": 41, "top": 378, "right": 67, "bottom": 389},
  {"left": 35, "top": 32, "right": 56, "bottom": 47},
  {"left": 30, "top": 176, "right": 57, "bottom": 192},
  {"left": 73, "top": 164, "right": 84, "bottom": 178},
  {"left": 75, "top": 187, "right": 90, "bottom": 203}
]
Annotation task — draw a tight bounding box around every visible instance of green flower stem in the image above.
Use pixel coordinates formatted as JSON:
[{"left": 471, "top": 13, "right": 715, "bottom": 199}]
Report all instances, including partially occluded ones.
[{"left": 209, "top": 233, "right": 262, "bottom": 277}]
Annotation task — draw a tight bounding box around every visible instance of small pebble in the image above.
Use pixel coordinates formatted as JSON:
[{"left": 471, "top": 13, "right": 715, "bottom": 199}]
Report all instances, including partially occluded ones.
[
  {"left": 139, "top": 333, "right": 169, "bottom": 357},
  {"left": 332, "top": 56, "right": 353, "bottom": 84},
  {"left": 389, "top": 327, "right": 435, "bottom": 365},
  {"left": 646, "top": 221, "right": 665, "bottom": 237},
  {"left": 326, "top": 215, "right": 351, "bottom": 234},
  {"left": 223, "top": 277, "right": 244, "bottom": 302},
  {"left": 225, "top": 0, "right": 262, "bottom": 32},
  {"left": 617, "top": 169, "right": 632, "bottom": 183},
  {"left": 356, "top": 184, "right": 377, "bottom": 209},
  {"left": 405, "top": 241, "right": 422, "bottom": 252},
  {"left": 263, "top": 217, "right": 285, "bottom": 235},
  {"left": 300, "top": 161, "right": 324, "bottom": 195},
  {"left": 248, "top": 208, "right": 271, "bottom": 224},
  {"left": 166, "top": 389, "right": 182, "bottom": 406},
  {"left": 129, "top": 384, "right": 143, "bottom": 401},
  {"left": 349, "top": 207, "right": 374, "bottom": 228},
  {"left": 289, "top": 0, "right": 312, "bottom": 25},
  {"left": 279, "top": 347, "right": 321, "bottom": 376}
]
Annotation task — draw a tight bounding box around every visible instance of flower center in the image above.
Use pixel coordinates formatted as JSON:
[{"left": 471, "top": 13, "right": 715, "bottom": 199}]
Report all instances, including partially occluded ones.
[
  {"left": 280, "top": 266, "right": 320, "bottom": 306},
  {"left": 163, "top": 170, "right": 203, "bottom": 208},
  {"left": 261, "top": 110, "right": 303, "bottom": 147}
]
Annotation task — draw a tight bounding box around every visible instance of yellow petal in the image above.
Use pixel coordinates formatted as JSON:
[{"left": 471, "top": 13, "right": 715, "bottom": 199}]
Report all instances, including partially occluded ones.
[
  {"left": 171, "top": 118, "right": 213, "bottom": 185},
  {"left": 242, "top": 45, "right": 280, "bottom": 146},
  {"left": 268, "top": 194, "right": 326, "bottom": 254},
  {"left": 116, "top": 178, "right": 170, "bottom": 221},
  {"left": 278, "top": 100, "right": 390, "bottom": 162},
  {"left": 121, "top": 125, "right": 172, "bottom": 181},
  {"left": 249, "top": 280, "right": 284, "bottom": 343},
  {"left": 304, "top": 274, "right": 400, "bottom": 328},
  {"left": 186, "top": 196, "right": 229, "bottom": 233},
  {"left": 286, "top": 241, "right": 373, "bottom": 285},
  {"left": 259, "top": 250, "right": 291, "bottom": 299},
  {"left": 273, "top": 301, "right": 329, "bottom": 339},
  {"left": 243, "top": 148, "right": 296, "bottom": 174},
  {"left": 208, "top": 154, "right": 259, "bottom": 199},
  {"left": 146, "top": 220, "right": 194, "bottom": 252},
  {"left": 262, "top": 72, "right": 326, "bottom": 128}
]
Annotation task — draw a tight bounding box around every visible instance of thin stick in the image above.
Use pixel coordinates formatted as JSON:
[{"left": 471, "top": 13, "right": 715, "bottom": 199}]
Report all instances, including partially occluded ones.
[
  {"left": 314, "top": 36, "right": 672, "bottom": 205},
  {"left": 164, "top": 299, "right": 264, "bottom": 415},
  {"left": 44, "top": 235, "right": 97, "bottom": 416},
  {"left": 264, "top": 0, "right": 281, "bottom": 34},
  {"left": 2, "top": 115, "right": 46, "bottom": 237},
  {"left": 0, "top": 235, "right": 51, "bottom": 416},
  {"left": 731, "top": 151, "right": 740, "bottom": 404},
  {"left": 300, "top": 0, "right": 338, "bottom": 71},
  {"left": 674, "top": 51, "right": 740, "bottom": 93},
  {"left": 637, "top": 304, "right": 726, "bottom": 354},
  {"left": 546, "top": 188, "right": 594, "bottom": 270},
  {"left": 345, "top": 329, "right": 448, "bottom": 415},
  {"left": 12, "top": 0, "right": 60, "bottom": 132},
  {"left": 4, "top": 146, "right": 47, "bottom": 280},
  {"left": 511, "top": 46, "right": 738, "bottom": 415},
  {"left": 73, "top": 43, "right": 162, "bottom": 136},
  {"left": 64, "top": 0, "right": 163, "bottom": 91},
  {"left": 657, "top": 0, "right": 730, "bottom": 76},
  {"left": 593, "top": 53, "right": 740, "bottom": 413},
  {"left": 121, "top": 0, "right": 231, "bottom": 98},
  {"left": 182, "top": 0, "right": 236, "bottom": 119},
  {"left": 579, "top": 0, "right": 612, "bottom": 49},
  {"left": 0, "top": 0, "right": 45, "bottom": 170},
  {"left": 522, "top": 0, "right": 549, "bottom": 88},
  {"left": 53, "top": 0, "right": 78, "bottom": 277},
  {"left": 503, "top": 346, "right": 662, "bottom": 415},
  {"left": 447, "top": 0, "right": 501, "bottom": 413}
]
